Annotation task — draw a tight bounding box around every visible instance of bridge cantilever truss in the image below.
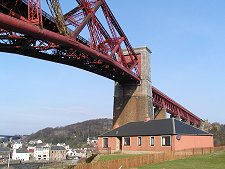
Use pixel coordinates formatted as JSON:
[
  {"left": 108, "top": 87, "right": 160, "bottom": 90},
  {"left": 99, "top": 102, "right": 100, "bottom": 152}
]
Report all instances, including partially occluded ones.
[
  {"left": 0, "top": 0, "right": 139, "bottom": 83},
  {"left": 152, "top": 86, "right": 202, "bottom": 127},
  {"left": 0, "top": 0, "right": 202, "bottom": 126}
]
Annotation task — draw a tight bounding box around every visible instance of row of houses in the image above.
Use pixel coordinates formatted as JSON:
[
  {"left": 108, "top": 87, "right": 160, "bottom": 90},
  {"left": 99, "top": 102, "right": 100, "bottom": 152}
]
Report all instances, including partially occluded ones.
[
  {"left": 0, "top": 141, "right": 68, "bottom": 162},
  {"left": 0, "top": 147, "right": 10, "bottom": 162},
  {"left": 12, "top": 144, "right": 67, "bottom": 161},
  {"left": 1, "top": 141, "right": 97, "bottom": 163}
]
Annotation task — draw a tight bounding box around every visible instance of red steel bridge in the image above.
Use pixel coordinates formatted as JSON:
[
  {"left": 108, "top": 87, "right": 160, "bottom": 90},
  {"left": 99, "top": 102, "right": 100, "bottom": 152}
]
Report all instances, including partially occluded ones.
[{"left": 0, "top": 0, "right": 202, "bottom": 127}]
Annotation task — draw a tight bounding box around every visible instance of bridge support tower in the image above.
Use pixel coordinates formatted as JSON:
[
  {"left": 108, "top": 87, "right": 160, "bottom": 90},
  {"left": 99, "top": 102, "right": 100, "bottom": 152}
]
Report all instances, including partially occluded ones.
[
  {"left": 154, "top": 108, "right": 167, "bottom": 120},
  {"left": 113, "top": 47, "right": 153, "bottom": 128}
]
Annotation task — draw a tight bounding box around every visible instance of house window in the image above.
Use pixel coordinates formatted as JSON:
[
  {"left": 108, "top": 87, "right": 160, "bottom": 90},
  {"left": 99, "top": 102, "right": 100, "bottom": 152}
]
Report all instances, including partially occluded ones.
[
  {"left": 124, "top": 137, "right": 130, "bottom": 146},
  {"left": 103, "top": 138, "right": 108, "bottom": 148},
  {"left": 138, "top": 137, "right": 142, "bottom": 146},
  {"left": 162, "top": 136, "right": 171, "bottom": 146},
  {"left": 150, "top": 136, "right": 155, "bottom": 146}
]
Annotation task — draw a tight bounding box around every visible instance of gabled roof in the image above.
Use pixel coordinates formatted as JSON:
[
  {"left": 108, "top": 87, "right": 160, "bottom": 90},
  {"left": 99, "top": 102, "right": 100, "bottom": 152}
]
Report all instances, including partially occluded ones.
[
  {"left": 174, "top": 119, "right": 208, "bottom": 135},
  {"left": 0, "top": 147, "right": 10, "bottom": 152},
  {"left": 16, "top": 149, "right": 29, "bottom": 153},
  {"left": 51, "top": 146, "right": 66, "bottom": 151},
  {"left": 100, "top": 118, "right": 212, "bottom": 137},
  {"left": 36, "top": 146, "right": 49, "bottom": 149}
]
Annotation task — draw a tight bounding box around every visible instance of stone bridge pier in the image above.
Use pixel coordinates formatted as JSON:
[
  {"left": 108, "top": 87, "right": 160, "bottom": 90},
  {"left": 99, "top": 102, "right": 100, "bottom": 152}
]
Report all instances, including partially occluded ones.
[{"left": 113, "top": 47, "right": 153, "bottom": 128}]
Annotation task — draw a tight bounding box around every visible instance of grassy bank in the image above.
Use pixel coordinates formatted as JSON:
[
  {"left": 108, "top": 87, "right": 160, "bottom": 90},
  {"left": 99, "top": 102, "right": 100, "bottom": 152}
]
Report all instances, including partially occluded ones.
[
  {"left": 98, "top": 154, "right": 144, "bottom": 162},
  {"left": 139, "top": 151, "right": 225, "bottom": 169}
]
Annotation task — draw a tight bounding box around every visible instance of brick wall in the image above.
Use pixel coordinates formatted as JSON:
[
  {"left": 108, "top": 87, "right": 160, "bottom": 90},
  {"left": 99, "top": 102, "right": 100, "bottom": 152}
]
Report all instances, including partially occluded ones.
[
  {"left": 173, "top": 135, "right": 214, "bottom": 151},
  {"left": 98, "top": 135, "right": 214, "bottom": 154}
]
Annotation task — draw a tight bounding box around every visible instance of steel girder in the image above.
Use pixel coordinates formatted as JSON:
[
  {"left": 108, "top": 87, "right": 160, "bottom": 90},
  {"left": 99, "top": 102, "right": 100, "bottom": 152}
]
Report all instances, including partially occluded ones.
[
  {"left": 152, "top": 86, "right": 202, "bottom": 127},
  {"left": 0, "top": 0, "right": 140, "bottom": 83},
  {"left": 0, "top": 0, "right": 202, "bottom": 125}
]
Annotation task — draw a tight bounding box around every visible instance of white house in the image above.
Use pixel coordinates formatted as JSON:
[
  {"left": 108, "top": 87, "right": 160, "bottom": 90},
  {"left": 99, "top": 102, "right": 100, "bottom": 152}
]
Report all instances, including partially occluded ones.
[
  {"left": 87, "top": 137, "right": 98, "bottom": 145},
  {"left": 12, "top": 142, "right": 22, "bottom": 149},
  {"left": 57, "top": 143, "right": 65, "bottom": 147},
  {"left": 57, "top": 143, "right": 70, "bottom": 150},
  {"left": 12, "top": 149, "right": 30, "bottom": 161},
  {"left": 66, "top": 149, "right": 76, "bottom": 157},
  {"left": 28, "top": 139, "right": 43, "bottom": 145},
  {"left": 34, "top": 146, "right": 50, "bottom": 161}
]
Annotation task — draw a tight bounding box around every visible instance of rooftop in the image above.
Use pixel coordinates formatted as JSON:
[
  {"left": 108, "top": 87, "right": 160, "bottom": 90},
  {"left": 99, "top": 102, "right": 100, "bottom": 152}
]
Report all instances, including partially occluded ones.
[
  {"left": 100, "top": 118, "right": 212, "bottom": 137},
  {"left": 0, "top": 147, "right": 10, "bottom": 152},
  {"left": 51, "top": 146, "right": 66, "bottom": 151},
  {"left": 16, "top": 148, "right": 29, "bottom": 153}
]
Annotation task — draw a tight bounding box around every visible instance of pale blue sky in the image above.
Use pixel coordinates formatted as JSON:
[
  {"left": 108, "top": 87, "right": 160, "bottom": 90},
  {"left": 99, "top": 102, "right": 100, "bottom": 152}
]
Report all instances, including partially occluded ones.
[{"left": 1, "top": 0, "right": 225, "bottom": 135}]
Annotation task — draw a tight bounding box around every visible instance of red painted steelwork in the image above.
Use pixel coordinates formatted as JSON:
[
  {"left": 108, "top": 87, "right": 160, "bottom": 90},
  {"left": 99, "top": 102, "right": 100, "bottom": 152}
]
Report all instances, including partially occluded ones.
[
  {"left": 28, "top": 0, "right": 42, "bottom": 26},
  {"left": 152, "top": 86, "right": 202, "bottom": 126},
  {"left": 0, "top": 0, "right": 202, "bottom": 125},
  {"left": 0, "top": 0, "right": 140, "bottom": 83},
  {"left": 0, "top": 12, "right": 139, "bottom": 83}
]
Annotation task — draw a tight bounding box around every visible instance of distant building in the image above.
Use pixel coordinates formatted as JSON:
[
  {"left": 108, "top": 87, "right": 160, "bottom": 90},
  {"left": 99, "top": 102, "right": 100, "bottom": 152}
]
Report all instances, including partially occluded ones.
[
  {"left": 12, "top": 148, "right": 30, "bottom": 161},
  {"left": 37, "top": 140, "right": 43, "bottom": 144},
  {"left": 27, "top": 146, "right": 35, "bottom": 159},
  {"left": 98, "top": 118, "right": 214, "bottom": 154},
  {"left": 12, "top": 142, "right": 22, "bottom": 149},
  {"left": 74, "top": 149, "right": 84, "bottom": 158},
  {"left": 87, "top": 137, "right": 98, "bottom": 146},
  {"left": 57, "top": 143, "right": 69, "bottom": 150},
  {"left": 28, "top": 139, "right": 43, "bottom": 145},
  {"left": 34, "top": 145, "right": 50, "bottom": 160},
  {"left": 66, "top": 149, "right": 76, "bottom": 159},
  {"left": 0, "top": 147, "right": 10, "bottom": 161},
  {"left": 50, "top": 146, "right": 66, "bottom": 161},
  {"left": 56, "top": 143, "right": 65, "bottom": 147}
]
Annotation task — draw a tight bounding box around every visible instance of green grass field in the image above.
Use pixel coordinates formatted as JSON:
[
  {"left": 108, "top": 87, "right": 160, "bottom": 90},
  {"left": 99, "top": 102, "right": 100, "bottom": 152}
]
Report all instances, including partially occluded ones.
[
  {"left": 139, "top": 151, "right": 225, "bottom": 169},
  {"left": 98, "top": 154, "right": 144, "bottom": 162}
]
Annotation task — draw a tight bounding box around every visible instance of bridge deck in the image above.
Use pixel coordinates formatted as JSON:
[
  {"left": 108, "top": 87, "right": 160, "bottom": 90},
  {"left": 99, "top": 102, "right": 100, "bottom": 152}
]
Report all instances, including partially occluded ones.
[
  {"left": 152, "top": 86, "right": 202, "bottom": 126},
  {"left": 0, "top": 0, "right": 202, "bottom": 126},
  {"left": 0, "top": 0, "right": 140, "bottom": 83}
]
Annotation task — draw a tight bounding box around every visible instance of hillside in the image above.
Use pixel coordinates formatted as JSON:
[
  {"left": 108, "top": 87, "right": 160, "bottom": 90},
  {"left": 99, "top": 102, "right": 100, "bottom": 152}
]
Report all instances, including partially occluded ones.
[
  {"left": 26, "top": 118, "right": 225, "bottom": 148},
  {"left": 199, "top": 120, "right": 225, "bottom": 146},
  {"left": 207, "top": 122, "right": 225, "bottom": 146},
  {"left": 26, "top": 118, "right": 112, "bottom": 148}
]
